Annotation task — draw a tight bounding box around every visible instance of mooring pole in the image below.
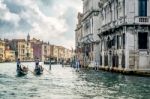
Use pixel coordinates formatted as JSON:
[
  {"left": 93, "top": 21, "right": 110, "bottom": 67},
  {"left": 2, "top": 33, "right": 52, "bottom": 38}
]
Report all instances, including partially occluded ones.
[{"left": 49, "top": 57, "right": 51, "bottom": 70}]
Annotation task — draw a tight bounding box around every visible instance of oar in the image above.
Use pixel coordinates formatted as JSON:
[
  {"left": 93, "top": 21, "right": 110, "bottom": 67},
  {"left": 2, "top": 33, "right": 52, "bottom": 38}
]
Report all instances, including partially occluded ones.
[
  {"left": 40, "top": 64, "right": 50, "bottom": 74},
  {"left": 28, "top": 68, "right": 35, "bottom": 75},
  {"left": 45, "top": 68, "right": 51, "bottom": 74},
  {"left": 43, "top": 66, "right": 51, "bottom": 74}
]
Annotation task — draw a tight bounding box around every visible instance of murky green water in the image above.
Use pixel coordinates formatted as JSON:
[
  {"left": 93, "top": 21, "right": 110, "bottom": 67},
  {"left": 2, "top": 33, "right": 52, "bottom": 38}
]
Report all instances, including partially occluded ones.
[{"left": 0, "top": 62, "right": 149, "bottom": 99}]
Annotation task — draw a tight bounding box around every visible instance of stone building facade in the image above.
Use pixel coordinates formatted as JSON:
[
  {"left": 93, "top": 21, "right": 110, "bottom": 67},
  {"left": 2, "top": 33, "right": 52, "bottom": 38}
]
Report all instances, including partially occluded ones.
[
  {"left": 5, "top": 49, "right": 15, "bottom": 62},
  {"left": 0, "top": 40, "right": 5, "bottom": 62},
  {"left": 78, "top": 0, "right": 100, "bottom": 67},
  {"left": 75, "top": 12, "right": 84, "bottom": 66},
  {"left": 98, "top": 0, "right": 150, "bottom": 71},
  {"left": 10, "top": 39, "right": 33, "bottom": 61},
  {"left": 42, "top": 42, "right": 51, "bottom": 61},
  {"left": 76, "top": 0, "right": 150, "bottom": 71},
  {"left": 30, "top": 38, "right": 43, "bottom": 61}
]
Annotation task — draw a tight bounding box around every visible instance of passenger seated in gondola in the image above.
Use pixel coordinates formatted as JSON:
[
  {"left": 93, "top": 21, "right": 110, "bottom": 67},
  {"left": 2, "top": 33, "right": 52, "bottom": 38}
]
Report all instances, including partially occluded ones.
[
  {"left": 17, "top": 58, "right": 21, "bottom": 70},
  {"left": 22, "top": 66, "right": 28, "bottom": 72},
  {"left": 35, "top": 58, "right": 40, "bottom": 69}
]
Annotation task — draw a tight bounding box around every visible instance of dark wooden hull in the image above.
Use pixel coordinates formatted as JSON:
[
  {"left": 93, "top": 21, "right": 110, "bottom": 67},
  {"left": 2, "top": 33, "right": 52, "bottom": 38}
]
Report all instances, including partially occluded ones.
[
  {"left": 34, "top": 68, "right": 43, "bottom": 75},
  {"left": 17, "top": 69, "right": 28, "bottom": 76}
]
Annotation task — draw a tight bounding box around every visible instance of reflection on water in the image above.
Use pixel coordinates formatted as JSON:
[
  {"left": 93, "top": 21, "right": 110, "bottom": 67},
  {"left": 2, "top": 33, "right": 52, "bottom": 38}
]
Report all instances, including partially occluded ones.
[{"left": 0, "top": 62, "right": 150, "bottom": 99}]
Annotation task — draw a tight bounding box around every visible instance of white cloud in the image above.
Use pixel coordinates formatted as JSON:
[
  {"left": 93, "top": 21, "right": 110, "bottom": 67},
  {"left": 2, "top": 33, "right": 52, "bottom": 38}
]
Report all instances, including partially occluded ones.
[
  {"left": 0, "top": 0, "right": 82, "bottom": 49},
  {"left": 0, "top": 1, "right": 20, "bottom": 26}
]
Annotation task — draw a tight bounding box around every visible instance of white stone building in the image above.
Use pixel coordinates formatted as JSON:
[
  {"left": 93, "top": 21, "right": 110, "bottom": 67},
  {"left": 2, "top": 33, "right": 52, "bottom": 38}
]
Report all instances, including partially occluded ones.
[
  {"left": 75, "top": 12, "right": 84, "bottom": 66},
  {"left": 79, "top": 0, "right": 100, "bottom": 67},
  {"left": 98, "top": 0, "right": 150, "bottom": 71}
]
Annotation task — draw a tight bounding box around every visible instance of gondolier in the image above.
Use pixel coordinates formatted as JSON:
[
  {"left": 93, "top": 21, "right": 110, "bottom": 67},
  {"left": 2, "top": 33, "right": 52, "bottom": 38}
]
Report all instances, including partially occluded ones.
[
  {"left": 34, "top": 58, "right": 43, "bottom": 75},
  {"left": 17, "top": 58, "right": 21, "bottom": 70},
  {"left": 16, "top": 58, "right": 28, "bottom": 76},
  {"left": 35, "top": 58, "right": 40, "bottom": 69}
]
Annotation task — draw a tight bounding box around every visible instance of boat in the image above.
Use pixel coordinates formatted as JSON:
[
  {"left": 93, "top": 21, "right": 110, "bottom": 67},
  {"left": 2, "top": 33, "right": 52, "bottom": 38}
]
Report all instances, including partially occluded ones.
[
  {"left": 34, "top": 65, "right": 44, "bottom": 75},
  {"left": 44, "top": 60, "right": 57, "bottom": 65},
  {"left": 17, "top": 66, "right": 28, "bottom": 76}
]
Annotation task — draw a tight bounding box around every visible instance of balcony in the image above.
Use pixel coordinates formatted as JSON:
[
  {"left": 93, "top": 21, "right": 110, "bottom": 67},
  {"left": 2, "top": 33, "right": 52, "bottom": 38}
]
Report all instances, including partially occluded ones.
[
  {"left": 100, "top": 22, "right": 113, "bottom": 33},
  {"left": 135, "top": 16, "right": 150, "bottom": 25},
  {"left": 100, "top": 17, "right": 125, "bottom": 34},
  {"left": 80, "top": 34, "right": 95, "bottom": 45}
]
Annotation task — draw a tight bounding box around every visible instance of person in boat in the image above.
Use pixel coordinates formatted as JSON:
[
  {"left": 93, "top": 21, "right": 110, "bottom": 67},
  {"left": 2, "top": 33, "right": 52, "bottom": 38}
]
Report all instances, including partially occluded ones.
[
  {"left": 17, "top": 58, "right": 21, "bottom": 70},
  {"left": 35, "top": 58, "right": 40, "bottom": 69},
  {"left": 22, "top": 66, "right": 28, "bottom": 72}
]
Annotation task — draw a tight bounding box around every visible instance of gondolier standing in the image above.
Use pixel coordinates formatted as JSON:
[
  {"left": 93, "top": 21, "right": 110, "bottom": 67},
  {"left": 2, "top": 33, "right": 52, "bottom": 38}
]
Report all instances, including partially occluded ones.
[
  {"left": 35, "top": 58, "right": 40, "bottom": 69},
  {"left": 16, "top": 58, "right": 28, "bottom": 75},
  {"left": 34, "top": 57, "right": 43, "bottom": 75},
  {"left": 17, "top": 58, "right": 21, "bottom": 70}
]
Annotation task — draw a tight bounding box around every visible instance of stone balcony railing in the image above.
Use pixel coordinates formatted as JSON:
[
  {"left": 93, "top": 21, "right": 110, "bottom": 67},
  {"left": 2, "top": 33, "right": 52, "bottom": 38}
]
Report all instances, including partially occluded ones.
[
  {"left": 98, "top": 16, "right": 150, "bottom": 34},
  {"left": 82, "top": 9, "right": 100, "bottom": 21},
  {"left": 99, "top": 17, "right": 125, "bottom": 34},
  {"left": 135, "top": 16, "right": 150, "bottom": 25}
]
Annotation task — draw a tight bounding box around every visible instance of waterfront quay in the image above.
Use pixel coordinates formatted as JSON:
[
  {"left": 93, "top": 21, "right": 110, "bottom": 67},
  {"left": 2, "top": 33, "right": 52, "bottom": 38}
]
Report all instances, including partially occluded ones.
[
  {"left": 0, "top": 62, "right": 150, "bottom": 99},
  {"left": 87, "top": 66, "right": 150, "bottom": 77}
]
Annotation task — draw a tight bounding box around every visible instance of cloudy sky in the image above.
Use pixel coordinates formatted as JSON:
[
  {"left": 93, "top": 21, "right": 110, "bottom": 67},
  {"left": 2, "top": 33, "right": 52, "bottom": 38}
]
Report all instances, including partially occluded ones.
[{"left": 0, "top": 0, "right": 82, "bottom": 49}]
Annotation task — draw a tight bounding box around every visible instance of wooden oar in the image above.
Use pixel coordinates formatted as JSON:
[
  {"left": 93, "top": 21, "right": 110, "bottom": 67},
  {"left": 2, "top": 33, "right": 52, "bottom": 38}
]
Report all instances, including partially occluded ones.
[
  {"left": 45, "top": 67, "right": 51, "bottom": 74},
  {"left": 40, "top": 64, "right": 50, "bottom": 74},
  {"left": 28, "top": 68, "right": 35, "bottom": 75}
]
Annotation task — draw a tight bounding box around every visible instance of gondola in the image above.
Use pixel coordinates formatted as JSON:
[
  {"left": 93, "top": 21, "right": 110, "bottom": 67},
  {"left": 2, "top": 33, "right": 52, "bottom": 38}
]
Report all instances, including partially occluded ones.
[
  {"left": 34, "top": 65, "right": 44, "bottom": 75},
  {"left": 16, "top": 66, "right": 28, "bottom": 76}
]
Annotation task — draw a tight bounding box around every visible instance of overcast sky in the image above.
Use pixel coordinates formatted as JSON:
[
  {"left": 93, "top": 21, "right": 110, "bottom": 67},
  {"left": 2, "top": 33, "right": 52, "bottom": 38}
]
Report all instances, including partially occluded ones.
[{"left": 0, "top": 0, "right": 82, "bottom": 49}]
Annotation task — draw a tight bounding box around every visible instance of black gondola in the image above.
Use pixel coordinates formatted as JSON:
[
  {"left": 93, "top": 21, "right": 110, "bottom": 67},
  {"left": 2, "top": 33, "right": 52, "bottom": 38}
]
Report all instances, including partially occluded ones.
[
  {"left": 16, "top": 66, "right": 28, "bottom": 76},
  {"left": 34, "top": 66, "right": 44, "bottom": 75}
]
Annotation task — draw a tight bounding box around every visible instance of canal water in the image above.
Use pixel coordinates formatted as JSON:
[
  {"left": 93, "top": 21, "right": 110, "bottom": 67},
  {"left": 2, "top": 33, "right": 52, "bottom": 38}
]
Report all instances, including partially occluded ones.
[{"left": 0, "top": 62, "right": 149, "bottom": 99}]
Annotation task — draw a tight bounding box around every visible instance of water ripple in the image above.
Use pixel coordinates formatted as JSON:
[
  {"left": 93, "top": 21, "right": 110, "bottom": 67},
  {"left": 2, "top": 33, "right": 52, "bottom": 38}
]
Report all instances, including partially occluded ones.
[{"left": 0, "top": 63, "right": 150, "bottom": 99}]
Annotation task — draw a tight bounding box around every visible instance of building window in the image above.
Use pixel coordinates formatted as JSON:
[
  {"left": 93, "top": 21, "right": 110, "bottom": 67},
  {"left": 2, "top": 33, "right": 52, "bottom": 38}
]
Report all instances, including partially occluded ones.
[
  {"left": 139, "top": 0, "right": 147, "bottom": 16},
  {"left": 112, "top": 54, "right": 115, "bottom": 67},
  {"left": 121, "top": 53, "right": 125, "bottom": 68},
  {"left": 116, "top": 0, "right": 119, "bottom": 19},
  {"left": 100, "top": 55, "right": 102, "bottom": 65},
  {"left": 22, "top": 50, "right": 25, "bottom": 54},
  {"left": 112, "top": 36, "right": 116, "bottom": 47},
  {"left": 138, "top": 32, "right": 148, "bottom": 49},
  {"left": 116, "top": 54, "right": 119, "bottom": 67},
  {"left": 123, "top": 34, "right": 125, "bottom": 49},
  {"left": 117, "top": 35, "right": 119, "bottom": 49},
  {"left": 104, "top": 54, "right": 108, "bottom": 66}
]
